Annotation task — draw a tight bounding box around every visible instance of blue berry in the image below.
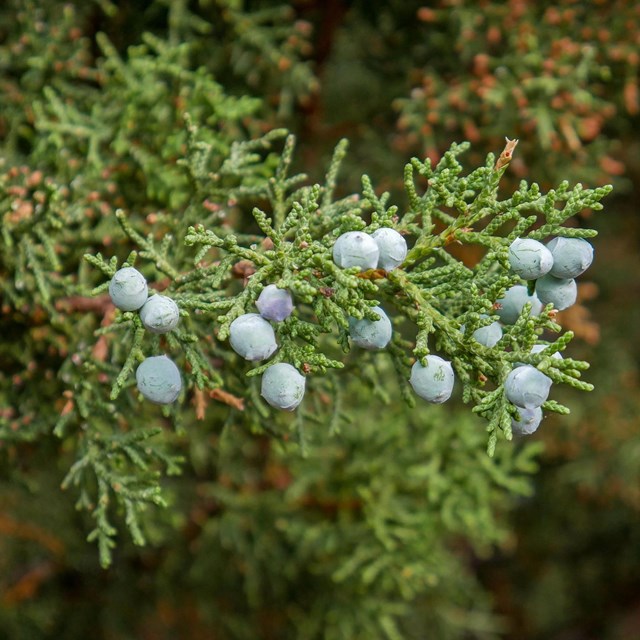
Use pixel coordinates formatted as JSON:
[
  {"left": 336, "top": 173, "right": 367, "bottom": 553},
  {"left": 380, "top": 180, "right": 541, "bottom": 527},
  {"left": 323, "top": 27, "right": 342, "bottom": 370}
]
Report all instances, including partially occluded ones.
[
  {"left": 461, "top": 315, "right": 502, "bottom": 347},
  {"left": 109, "top": 267, "right": 148, "bottom": 311},
  {"left": 535, "top": 274, "right": 577, "bottom": 310},
  {"left": 348, "top": 306, "right": 392, "bottom": 350},
  {"left": 261, "top": 362, "right": 306, "bottom": 411},
  {"left": 508, "top": 238, "right": 554, "bottom": 280},
  {"left": 139, "top": 294, "right": 180, "bottom": 334},
  {"left": 229, "top": 313, "right": 278, "bottom": 361},
  {"left": 516, "top": 344, "right": 563, "bottom": 367},
  {"left": 136, "top": 355, "right": 182, "bottom": 404},
  {"left": 495, "top": 285, "right": 543, "bottom": 324},
  {"left": 372, "top": 227, "right": 408, "bottom": 271},
  {"left": 256, "top": 284, "right": 294, "bottom": 322},
  {"left": 511, "top": 406, "right": 543, "bottom": 436},
  {"left": 546, "top": 237, "right": 594, "bottom": 278},
  {"left": 504, "top": 365, "right": 552, "bottom": 409},
  {"left": 530, "top": 344, "right": 563, "bottom": 360},
  {"left": 409, "top": 355, "right": 455, "bottom": 403},
  {"left": 332, "top": 231, "right": 379, "bottom": 271}
]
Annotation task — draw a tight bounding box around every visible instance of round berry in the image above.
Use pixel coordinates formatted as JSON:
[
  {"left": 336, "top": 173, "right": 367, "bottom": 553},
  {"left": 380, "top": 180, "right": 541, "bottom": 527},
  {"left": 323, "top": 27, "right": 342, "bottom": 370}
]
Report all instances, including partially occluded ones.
[
  {"left": 109, "top": 267, "right": 148, "bottom": 311},
  {"left": 495, "top": 285, "right": 543, "bottom": 324},
  {"left": 229, "top": 313, "right": 278, "bottom": 361},
  {"left": 332, "top": 231, "right": 379, "bottom": 271},
  {"left": 139, "top": 294, "right": 180, "bottom": 334},
  {"left": 511, "top": 405, "right": 543, "bottom": 436},
  {"left": 261, "top": 362, "right": 306, "bottom": 411},
  {"left": 504, "top": 365, "right": 552, "bottom": 409},
  {"left": 372, "top": 227, "right": 408, "bottom": 271},
  {"left": 535, "top": 275, "right": 577, "bottom": 310},
  {"left": 461, "top": 315, "right": 502, "bottom": 347},
  {"left": 348, "top": 306, "right": 392, "bottom": 350},
  {"left": 516, "top": 344, "right": 563, "bottom": 367},
  {"left": 136, "top": 355, "right": 182, "bottom": 404},
  {"left": 508, "top": 238, "right": 554, "bottom": 280},
  {"left": 546, "top": 237, "right": 594, "bottom": 278},
  {"left": 530, "top": 344, "right": 563, "bottom": 360},
  {"left": 256, "top": 284, "right": 294, "bottom": 322},
  {"left": 409, "top": 355, "right": 455, "bottom": 403}
]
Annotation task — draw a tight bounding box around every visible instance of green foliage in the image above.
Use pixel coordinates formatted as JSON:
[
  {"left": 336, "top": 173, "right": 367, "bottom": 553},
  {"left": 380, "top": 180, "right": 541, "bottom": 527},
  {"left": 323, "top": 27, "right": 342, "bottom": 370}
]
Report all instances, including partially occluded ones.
[{"left": 0, "top": 1, "right": 631, "bottom": 638}]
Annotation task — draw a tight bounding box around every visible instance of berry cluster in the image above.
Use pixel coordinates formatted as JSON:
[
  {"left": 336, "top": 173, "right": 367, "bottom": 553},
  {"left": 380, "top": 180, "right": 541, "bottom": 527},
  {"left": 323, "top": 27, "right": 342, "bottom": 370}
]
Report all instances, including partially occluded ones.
[
  {"left": 228, "top": 285, "right": 305, "bottom": 412},
  {"left": 508, "top": 237, "right": 593, "bottom": 311},
  {"left": 332, "top": 228, "right": 455, "bottom": 404},
  {"left": 106, "top": 226, "right": 594, "bottom": 437},
  {"left": 501, "top": 236, "right": 594, "bottom": 434},
  {"left": 109, "top": 267, "right": 182, "bottom": 405}
]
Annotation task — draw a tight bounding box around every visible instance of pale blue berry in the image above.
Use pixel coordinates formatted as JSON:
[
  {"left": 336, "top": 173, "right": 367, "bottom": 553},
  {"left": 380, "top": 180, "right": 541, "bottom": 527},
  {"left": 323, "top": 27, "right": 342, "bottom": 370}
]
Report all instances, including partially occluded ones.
[
  {"left": 546, "top": 237, "right": 594, "bottom": 278},
  {"left": 348, "top": 306, "right": 392, "bottom": 350},
  {"left": 109, "top": 267, "right": 148, "bottom": 311},
  {"left": 495, "top": 285, "right": 543, "bottom": 324},
  {"left": 229, "top": 313, "right": 278, "bottom": 361},
  {"left": 461, "top": 315, "right": 502, "bottom": 347},
  {"left": 409, "top": 355, "right": 455, "bottom": 403},
  {"left": 332, "top": 231, "right": 379, "bottom": 271},
  {"left": 139, "top": 294, "right": 180, "bottom": 334},
  {"left": 261, "top": 362, "right": 306, "bottom": 411},
  {"left": 508, "top": 238, "right": 554, "bottom": 280},
  {"left": 372, "top": 227, "right": 408, "bottom": 271},
  {"left": 256, "top": 284, "right": 294, "bottom": 322},
  {"left": 504, "top": 365, "right": 552, "bottom": 409},
  {"left": 136, "top": 355, "right": 182, "bottom": 404},
  {"left": 535, "top": 274, "right": 577, "bottom": 310},
  {"left": 515, "top": 344, "right": 563, "bottom": 367},
  {"left": 530, "top": 344, "right": 563, "bottom": 360},
  {"left": 511, "top": 405, "right": 543, "bottom": 436}
]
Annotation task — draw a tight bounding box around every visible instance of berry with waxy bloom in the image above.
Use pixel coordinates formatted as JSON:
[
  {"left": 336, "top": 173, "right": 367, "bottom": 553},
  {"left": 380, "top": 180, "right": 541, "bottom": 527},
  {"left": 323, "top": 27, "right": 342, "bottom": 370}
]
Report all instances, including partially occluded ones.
[
  {"left": 409, "top": 355, "right": 455, "bottom": 403},
  {"left": 535, "top": 274, "right": 577, "bottom": 310},
  {"left": 136, "top": 355, "right": 182, "bottom": 404},
  {"left": 256, "top": 284, "right": 294, "bottom": 322},
  {"left": 504, "top": 365, "right": 552, "bottom": 409},
  {"left": 508, "top": 237, "right": 554, "bottom": 280},
  {"left": 546, "top": 237, "right": 594, "bottom": 278},
  {"left": 332, "top": 231, "right": 379, "bottom": 271},
  {"left": 348, "top": 306, "right": 392, "bottom": 350},
  {"left": 139, "top": 294, "right": 180, "bottom": 334},
  {"left": 229, "top": 313, "right": 278, "bottom": 361},
  {"left": 109, "top": 267, "right": 148, "bottom": 311},
  {"left": 261, "top": 363, "right": 306, "bottom": 411},
  {"left": 511, "top": 405, "right": 543, "bottom": 436},
  {"left": 495, "top": 285, "right": 543, "bottom": 324},
  {"left": 372, "top": 227, "right": 407, "bottom": 271}
]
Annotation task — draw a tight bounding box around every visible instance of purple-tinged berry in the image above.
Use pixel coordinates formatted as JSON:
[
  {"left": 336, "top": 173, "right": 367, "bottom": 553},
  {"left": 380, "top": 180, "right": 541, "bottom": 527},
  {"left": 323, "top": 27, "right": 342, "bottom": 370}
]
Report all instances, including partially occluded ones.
[{"left": 256, "top": 284, "right": 294, "bottom": 322}]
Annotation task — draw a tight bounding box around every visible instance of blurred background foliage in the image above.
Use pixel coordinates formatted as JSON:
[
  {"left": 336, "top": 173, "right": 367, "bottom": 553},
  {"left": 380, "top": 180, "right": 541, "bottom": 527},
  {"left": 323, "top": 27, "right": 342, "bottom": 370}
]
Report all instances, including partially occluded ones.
[{"left": 1, "top": 0, "right": 640, "bottom": 638}]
